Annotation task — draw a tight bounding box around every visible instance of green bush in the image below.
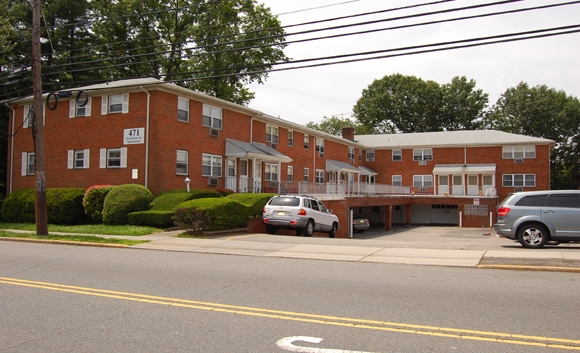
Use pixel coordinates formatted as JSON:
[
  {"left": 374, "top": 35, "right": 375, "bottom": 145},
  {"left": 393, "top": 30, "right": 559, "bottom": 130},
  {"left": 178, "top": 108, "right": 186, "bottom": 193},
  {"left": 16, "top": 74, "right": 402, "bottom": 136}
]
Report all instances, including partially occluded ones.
[
  {"left": 150, "top": 189, "right": 221, "bottom": 211},
  {"left": 226, "top": 193, "right": 275, "bottom": 218},
  {"left": 102, "top": 184, "right": 154, "bottom": 225},
  {"left": 128, "top": 210, "right": 174, "bottom": 227},
  {"left": 83, "top": 185, "right": 115, "bottom": 221},
  {"left": 1, "top": 189, "right": 35, "bottom": 223},
  {"left": 173, "top": 207, "right": 210, "bottom": 234},
  {"left": 1, "top": 188, "right": 87, "bottom": 224},
  {"left": 174, "top": 198, "right": 249, "bottom": 231}
]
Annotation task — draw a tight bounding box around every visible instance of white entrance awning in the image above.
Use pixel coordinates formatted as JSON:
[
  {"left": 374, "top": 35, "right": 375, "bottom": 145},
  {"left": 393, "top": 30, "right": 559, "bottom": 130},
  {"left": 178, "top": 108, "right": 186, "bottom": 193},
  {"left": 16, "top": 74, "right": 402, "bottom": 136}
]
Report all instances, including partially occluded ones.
[
  {"left": 225, "top": 139, "right": 292, "bottom": 163},
  {"left": 358, "top": 165, "right": 378, "bottom": 176},
  {"left": 326, "top": 160, "right": 360, "bottom": 174},
  {"left": 432, "top": 164, "right": 496, "bottom": 174}
]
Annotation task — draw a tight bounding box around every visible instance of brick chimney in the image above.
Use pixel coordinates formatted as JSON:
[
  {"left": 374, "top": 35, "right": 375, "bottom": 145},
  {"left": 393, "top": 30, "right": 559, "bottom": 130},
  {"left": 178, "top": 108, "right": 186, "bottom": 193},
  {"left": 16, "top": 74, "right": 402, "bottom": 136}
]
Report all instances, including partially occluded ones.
[{"left": 342, "top": 127, "right": 355, "bottom": 141}]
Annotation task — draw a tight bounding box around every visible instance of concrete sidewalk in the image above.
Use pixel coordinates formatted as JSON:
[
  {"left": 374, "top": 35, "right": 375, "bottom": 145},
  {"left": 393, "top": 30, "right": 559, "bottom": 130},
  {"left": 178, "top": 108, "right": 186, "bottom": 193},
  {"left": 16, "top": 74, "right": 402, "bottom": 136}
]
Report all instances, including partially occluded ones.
[
  {"left": 3, "top": 227, "right": 580, "bottom": 271},
  {"left": 126, "top": 231, "right": 580, "bottom": 270}
]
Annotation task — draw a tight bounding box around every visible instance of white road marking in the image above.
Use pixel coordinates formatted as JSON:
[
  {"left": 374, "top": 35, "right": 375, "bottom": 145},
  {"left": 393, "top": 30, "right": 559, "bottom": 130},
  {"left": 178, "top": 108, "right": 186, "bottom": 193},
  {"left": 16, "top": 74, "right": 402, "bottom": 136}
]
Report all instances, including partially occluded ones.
[{"left": 276, "top": 336, "right": 379, "bottom": 353}]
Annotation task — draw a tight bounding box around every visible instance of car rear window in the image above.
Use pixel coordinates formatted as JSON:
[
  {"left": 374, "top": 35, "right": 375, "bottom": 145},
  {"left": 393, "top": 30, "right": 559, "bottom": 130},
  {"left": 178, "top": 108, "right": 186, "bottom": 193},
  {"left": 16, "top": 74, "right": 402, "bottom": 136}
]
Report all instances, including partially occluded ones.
[
  {"left": 269, "top": 197, "right": 300, "bottom": 206},
  {"left": 515, "top": 195, "right": 547, "bottom": 207}
]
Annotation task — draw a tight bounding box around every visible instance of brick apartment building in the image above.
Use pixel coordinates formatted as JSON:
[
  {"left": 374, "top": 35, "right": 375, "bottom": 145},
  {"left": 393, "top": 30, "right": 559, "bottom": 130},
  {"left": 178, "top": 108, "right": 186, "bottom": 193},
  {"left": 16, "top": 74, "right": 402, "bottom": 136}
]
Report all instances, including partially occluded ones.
[{"left": 4, "top": 78, "right": 555, "bottom": 237}]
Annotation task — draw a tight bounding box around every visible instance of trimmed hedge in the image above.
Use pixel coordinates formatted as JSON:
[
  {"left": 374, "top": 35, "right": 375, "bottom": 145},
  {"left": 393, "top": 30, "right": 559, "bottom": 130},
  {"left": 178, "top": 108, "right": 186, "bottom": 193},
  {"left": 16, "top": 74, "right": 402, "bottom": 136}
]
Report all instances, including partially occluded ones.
[
  {"left": 150, "top": 189, "right": 221, "bottom": 211},
  {"left": 226, "top": 193, "right": 275, "bottom": 218},
  {"left": 83, "top": 185, "right": 114, "bottom": 222},
  {"left": 128, "top": 210, "right": 174, "bottom": 227},
  {"left": 174, "top": 198, "right": 249, "bottom": 231},
  {"left": 1, "top": 188, "right": 87, "bottom": 224},
  {"left": 102, "top": 184, "right": 154, "bottom": 225}
]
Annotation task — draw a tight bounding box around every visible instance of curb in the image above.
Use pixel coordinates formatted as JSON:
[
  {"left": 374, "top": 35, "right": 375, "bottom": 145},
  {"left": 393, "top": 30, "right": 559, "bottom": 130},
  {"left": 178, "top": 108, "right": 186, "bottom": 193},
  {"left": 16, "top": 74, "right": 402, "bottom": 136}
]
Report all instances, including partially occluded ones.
[
  {"left": 0, "top": 237, "right": 129, "bottom": 248},
  {"left": 477, "top": 264, "right": 580, "bottom": 273}
]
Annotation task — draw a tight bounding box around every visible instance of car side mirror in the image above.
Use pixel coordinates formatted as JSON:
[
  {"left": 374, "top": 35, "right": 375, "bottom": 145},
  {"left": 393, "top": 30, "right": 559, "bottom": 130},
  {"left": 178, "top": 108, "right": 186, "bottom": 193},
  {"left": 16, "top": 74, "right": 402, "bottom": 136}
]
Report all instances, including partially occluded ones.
[{"left": 328, "top": 209, "right": 333, "bottom": 214}]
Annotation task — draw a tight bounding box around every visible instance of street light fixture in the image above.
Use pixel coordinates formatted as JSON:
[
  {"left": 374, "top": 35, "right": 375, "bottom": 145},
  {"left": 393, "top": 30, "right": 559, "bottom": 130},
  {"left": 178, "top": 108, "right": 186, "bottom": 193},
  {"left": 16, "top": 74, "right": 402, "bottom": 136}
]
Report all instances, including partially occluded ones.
[{"left": 184, "top": 177, "right": 191, "bottom": 192}]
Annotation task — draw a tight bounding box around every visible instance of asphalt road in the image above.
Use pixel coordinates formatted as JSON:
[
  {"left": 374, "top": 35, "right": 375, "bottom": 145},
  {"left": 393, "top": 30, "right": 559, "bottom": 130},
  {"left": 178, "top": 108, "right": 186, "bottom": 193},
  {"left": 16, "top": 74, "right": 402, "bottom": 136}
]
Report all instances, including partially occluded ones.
[{"left": 1, "top": 241, "right": 579, "bottom": 352}]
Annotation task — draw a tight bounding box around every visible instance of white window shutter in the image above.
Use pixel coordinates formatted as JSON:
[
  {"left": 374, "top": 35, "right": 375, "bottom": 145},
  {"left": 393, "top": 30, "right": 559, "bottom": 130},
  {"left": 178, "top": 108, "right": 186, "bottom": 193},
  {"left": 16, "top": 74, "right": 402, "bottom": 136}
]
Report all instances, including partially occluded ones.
[
  {"left": 122, "top": 94, "right": 129, "bottom": 114},
  {"left": 21, "top": 152, "right": 27, "bottom": 176},
  {"left": 83, "top": 149, "right": 90, "bottom": 168},
  {"left": 85, "top": 98, "right": 92, "bottom": 117},
  {"left": 120, "top": 147, "right": 127, "bottom": 168},
  {"left": 101, "top": 96, "right": 108, "bottom": 115},
  {"left": 100, "top": 148, "right": 106, "bottom": 168},
  {"left": 23, "top": 105, "right": 30, "bottom": 128},
  {"left": 69, "top": 100, "right": 75, "bottom": 118},
  {"left": 67, "top": 150, "right": 74, "bottom": 169}
]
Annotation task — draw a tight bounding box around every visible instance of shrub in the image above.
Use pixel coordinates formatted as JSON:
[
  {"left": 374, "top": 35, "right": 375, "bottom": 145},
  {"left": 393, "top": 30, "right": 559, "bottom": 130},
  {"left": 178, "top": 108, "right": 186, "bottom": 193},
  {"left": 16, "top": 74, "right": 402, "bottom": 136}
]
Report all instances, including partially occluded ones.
[
  {"left": 226, "top": 193, "right": 275, "bottom": 218},
  {"left": 83, "top": 185, "right": 114, "bottom": 222},
  {"left": 128, "top": 210, "right": 174, "bottom": 227},
  {"left": 1, "top": 189, "right": 35, "bottom": 223},
  {"left": 102, "top": 184, "right": 154, "bottom": 225},
  {"left": 174, "top": 198, "right": 249, "bottom": 231},
  {"left": 150, "top": 189, "right": 221, "bottom": 211},
  {"left": 1, "top": 188, "right": 87, "bottom": 224},
  {"left": 173, "top": 207, "right": 210, "bottom": 234},
  {"left": 216, "top": 188, "right": 235, "bottom": 197}
]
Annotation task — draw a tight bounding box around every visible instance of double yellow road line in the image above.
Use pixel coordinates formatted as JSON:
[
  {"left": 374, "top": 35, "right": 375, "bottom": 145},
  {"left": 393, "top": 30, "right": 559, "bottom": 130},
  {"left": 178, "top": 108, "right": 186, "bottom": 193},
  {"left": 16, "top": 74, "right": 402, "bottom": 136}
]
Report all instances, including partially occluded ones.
[{"left": 1, "top": 276, "right": 579, "bottom": 350}]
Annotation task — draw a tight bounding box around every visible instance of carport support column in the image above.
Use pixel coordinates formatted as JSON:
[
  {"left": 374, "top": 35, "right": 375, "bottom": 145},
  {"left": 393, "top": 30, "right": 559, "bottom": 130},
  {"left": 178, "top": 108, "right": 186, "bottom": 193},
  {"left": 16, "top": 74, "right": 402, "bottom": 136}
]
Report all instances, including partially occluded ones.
[
  {"left": 406, "top": 204, "right": 412, "bottom": 226},
  {"left": 384, "top": 205, "right": 392, "bottom": 231}
]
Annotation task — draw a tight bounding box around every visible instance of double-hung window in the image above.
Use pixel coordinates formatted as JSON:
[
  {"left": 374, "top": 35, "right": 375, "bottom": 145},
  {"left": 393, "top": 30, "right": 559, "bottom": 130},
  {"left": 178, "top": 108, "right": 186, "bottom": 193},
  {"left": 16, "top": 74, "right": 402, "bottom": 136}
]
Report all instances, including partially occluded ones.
[
  {"left": 502, "top": 174, "right": 535, "bottom": 187},
  {"left": 315, "top": 169, "right": 324, "bottom": 184},
  {"left": 265, "top": 164, "right": 278, "bottom": 182},
  {"left": 202, "top": 154, "right": 222, "bottom": 177},
  {"left": 502, "top": 146, "right": 535, "bottom": 159},
  {"left": 68, "top": 149, "right": 90, "bottom": 169},
  {"left": 392, "top": 175, "right": 402, "bottom": 186},
  {"left": 392, "top": 149, "right": 402, "bottom": 161},
  {"left": 413, "top": 148, "right": 432, "bottom": 161},
  {"left": 69, "top": 98, "right": 92, "bottom": 118},
  {"left": 316, "top": 138, "right": 324, "bottom": 156},
  {"left": 202, "top": 104, "right": 222, "bottom": 129},
  {"left": 23, "top": 105, "right": 33, "bottom": 128},
  {"left": 287, "top": 166, "right": 294, "bottom": 182},
  {"left": 177, "top": 97, "right": 189, "bottom": 122},
  {"left": 413, "top": 175, "right": 433, "bottom": 187},
  {"left": 100, "top": 148, "right": 127, "bottom": 168},
  {"left": 101, "top": 94, "right": 129, "bottom": 115},
  {"left": 304, "top": 135, "right": 309, "bottom": 150},
  {"left": 366, "top": 150, "right": 375, "bottom": 162},
  {"left": 348, "top": 147, "right": 354, "bottom": 164},
  {"left": 176, "top": 150, "right": 188, "bottom": 175},
  {"left": 21, "top": 152, "right": 34, "bottom": 176},
  {"left": 304, "top": 168, "right": 309, "bottom": 182},
  {"left": 288, "top": 131, "right": 294, "bottom": 147},
  {"left": 266, "top": 125, "right": 279, "bottom": 145}
]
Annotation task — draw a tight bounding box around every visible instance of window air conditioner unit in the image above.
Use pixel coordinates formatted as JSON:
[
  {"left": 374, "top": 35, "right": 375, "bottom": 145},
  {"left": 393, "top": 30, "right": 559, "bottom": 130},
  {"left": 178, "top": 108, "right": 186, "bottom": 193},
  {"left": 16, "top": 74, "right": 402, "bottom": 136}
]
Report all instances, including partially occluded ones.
[
  {"left": 208, "top": 178, "right": 218, "bottom": 186},
  {"left": 270, "top": 182, "right": 276, "bottom": 188},
  {"left": 514, "top": 187, "right": 523, "bottom": 192},
  {"left": 319, "top": 153, "right": 324, "bottom": 158},
  {"left": 418, "top": 160, "right": 427, "bottom": 166},
  {"left": 514, "top": 158, "right": 523, "bottom": 164},
  {"left": 209, "top": 128, "right": 219, "bottom": 137}
]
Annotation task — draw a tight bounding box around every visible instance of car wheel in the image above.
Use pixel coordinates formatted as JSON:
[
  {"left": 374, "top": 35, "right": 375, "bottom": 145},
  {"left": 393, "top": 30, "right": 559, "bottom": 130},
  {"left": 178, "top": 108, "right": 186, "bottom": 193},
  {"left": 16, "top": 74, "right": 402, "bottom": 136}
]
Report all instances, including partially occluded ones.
[
  {"left": 518, "top": 223, "right": 549, "bottom": 248},
  {"left": 357, "top": 229, "right": 365, "bottom": 233},
  {"left": 302, "top": 220, "right": 314, "bottom": 237},
  {"left": 265, "top": 224, "right": 278, "bottom": 235},
  {"left": 329, "top": 222, "right": 337, "bottom": 238}
]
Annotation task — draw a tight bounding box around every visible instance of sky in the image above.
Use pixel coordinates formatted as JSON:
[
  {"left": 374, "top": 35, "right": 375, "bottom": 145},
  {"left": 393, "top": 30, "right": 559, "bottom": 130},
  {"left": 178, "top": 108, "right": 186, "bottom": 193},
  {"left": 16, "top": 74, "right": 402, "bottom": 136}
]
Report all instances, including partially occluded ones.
[{"left": 246, "top": 0, "right": 580, "bottom": 126}]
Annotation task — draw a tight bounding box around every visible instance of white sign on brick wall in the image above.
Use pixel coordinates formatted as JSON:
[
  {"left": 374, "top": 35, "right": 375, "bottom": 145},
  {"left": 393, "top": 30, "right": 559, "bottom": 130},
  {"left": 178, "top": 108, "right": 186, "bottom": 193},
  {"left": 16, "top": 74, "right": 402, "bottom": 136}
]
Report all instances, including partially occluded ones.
[{"left": 124, "top": 128, "right": 144, "bottom": 145}]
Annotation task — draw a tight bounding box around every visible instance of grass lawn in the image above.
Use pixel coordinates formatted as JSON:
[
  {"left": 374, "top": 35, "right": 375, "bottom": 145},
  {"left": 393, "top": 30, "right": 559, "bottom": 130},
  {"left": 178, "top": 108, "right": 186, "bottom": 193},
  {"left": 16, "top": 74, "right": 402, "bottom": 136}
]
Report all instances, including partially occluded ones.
[
  {"left": 0, "top": 231, "right": 148, "bottom": 246},
  {"left": 0, "top": 222, "right": 163, "bottom": 236}
]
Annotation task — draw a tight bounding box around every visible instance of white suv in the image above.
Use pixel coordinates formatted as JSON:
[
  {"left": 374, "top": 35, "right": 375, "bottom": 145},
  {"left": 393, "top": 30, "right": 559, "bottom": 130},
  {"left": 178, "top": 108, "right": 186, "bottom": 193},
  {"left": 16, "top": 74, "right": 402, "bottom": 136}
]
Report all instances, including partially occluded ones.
[{"left": 262, "top": 195, "right": 339, "bottom": 238}]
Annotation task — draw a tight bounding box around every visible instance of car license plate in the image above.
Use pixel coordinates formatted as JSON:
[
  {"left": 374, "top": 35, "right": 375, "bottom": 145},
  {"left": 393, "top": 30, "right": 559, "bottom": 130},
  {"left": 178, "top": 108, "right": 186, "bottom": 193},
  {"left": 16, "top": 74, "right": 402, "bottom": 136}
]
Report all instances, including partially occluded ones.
[{"left": 277, "top": 211, "right": 286, "bottom": 216}]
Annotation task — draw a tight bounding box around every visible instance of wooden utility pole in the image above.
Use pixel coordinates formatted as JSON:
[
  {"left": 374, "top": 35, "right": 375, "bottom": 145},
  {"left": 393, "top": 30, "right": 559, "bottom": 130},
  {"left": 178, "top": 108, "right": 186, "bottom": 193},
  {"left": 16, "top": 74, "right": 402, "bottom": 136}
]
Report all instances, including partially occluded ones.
[{"left": 32, "top": 0, "right": 48, "bottom": 235}]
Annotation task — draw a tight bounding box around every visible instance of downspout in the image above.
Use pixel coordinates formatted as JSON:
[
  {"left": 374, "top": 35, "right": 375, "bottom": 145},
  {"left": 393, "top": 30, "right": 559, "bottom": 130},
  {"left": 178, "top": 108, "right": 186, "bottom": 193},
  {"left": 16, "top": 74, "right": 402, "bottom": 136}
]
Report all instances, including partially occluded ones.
[
  {"left": 140, "top": 86, "right": 151, "bottom": 189},
  {"left": 5, "top": 103, "right": 15, "bottom": 195}
]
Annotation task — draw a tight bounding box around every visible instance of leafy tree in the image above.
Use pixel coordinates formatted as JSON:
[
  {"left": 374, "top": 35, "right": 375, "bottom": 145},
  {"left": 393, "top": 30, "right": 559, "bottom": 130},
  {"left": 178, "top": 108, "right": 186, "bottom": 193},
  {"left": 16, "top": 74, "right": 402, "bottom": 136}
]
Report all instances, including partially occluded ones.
[
  {"left": 90, "top": 0, "right": 288, "bottom": 105},
  {"left": 484, "top": 82, "right": 580, "bottom": 189},
  {"left": 306, "top": 115, "right": 375, "bottom": 136},
  {"left": 352, "top": 74, "right": 488, "bottom": 133}
]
